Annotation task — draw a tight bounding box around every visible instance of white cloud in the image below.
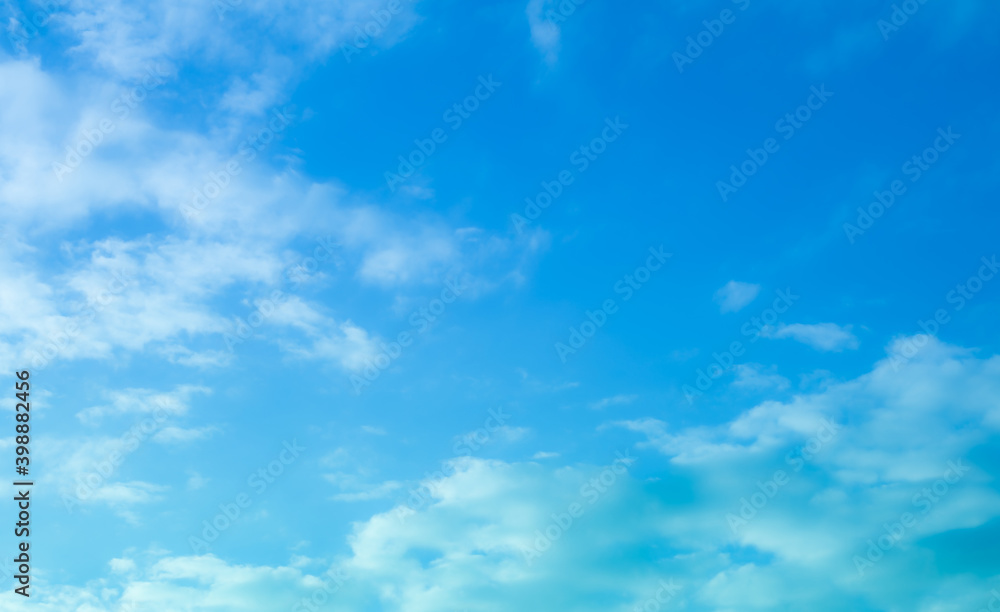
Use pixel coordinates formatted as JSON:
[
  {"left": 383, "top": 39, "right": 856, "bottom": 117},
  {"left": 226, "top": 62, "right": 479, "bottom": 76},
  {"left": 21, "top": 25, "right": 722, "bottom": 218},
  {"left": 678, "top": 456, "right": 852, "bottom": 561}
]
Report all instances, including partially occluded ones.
[
  {"left": 626, "top": 336, "right": 997, "bottom": 470},
  {"left": 52, "top": 0, "right": 421, "bottom": 85},
  {"left": 338, "top": 336, "right": 999, "bottom": 607},
  {"left": 763, "top": 322, "right": 860, "bottom": 351},
  {"left": 0, "top": 82, "right": 537, "bottom": 373},
  {"left": 328, "top": 203, "right": 487, "bottom": 287},
  {"left": 0, "top": 233, "right": 289, "bottom": 369},
  {"left": 11, "top": 337, "right": 1000, "bottom": 610},
  {"left": 38, "top": 385, "right": 216, "bottom": 518},
  {"left": 273, "top": 298, "right": 382, "bottom": 372},
  {"left": 0, "top": 22, "right": 544, "bottom": 375},
  {"left": 84, "top": 481, "right": 168, "bottom": 509},
  {"left": 714, "top": 280, "right": 761, "bottom": 313},
  {"left": 0, "top": 46, "right": 548, "bottom": 388},
  {"left": 77, "top": 385, "right": 210, "bottom": 422}
]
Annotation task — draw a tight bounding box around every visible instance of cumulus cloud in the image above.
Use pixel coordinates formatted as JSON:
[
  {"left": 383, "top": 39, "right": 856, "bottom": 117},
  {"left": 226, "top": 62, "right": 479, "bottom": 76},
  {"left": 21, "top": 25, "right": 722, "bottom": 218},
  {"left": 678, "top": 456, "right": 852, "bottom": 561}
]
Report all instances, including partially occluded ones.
[{"left": 8, "top": 337, "right": 999, "bottom": 611}]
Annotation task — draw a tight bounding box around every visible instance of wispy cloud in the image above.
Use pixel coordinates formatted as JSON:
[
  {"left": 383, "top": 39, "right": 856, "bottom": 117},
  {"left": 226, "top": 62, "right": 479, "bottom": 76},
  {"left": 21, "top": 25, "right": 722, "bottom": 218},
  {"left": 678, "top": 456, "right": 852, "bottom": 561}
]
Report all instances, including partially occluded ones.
[
  {"left": 763, "top": 322, "right": 859, "bottom": 352},
  {"left": 589, "top": 394, "right": 638, "bottom": 409},
  {"left": 526, "top": 0, "right": 562, "bottom": 64},
  {"left": 152, "top": 426, "right": 219, "bottom": 445},
  {"left": 732, "top": 364, "right": 790, "bottom": 391},
  {"left": 714, "top": 280, "right": 761, "bottom": 313},
  {"left": 77, "top": 385, "right": 211, "bottom": 422}
]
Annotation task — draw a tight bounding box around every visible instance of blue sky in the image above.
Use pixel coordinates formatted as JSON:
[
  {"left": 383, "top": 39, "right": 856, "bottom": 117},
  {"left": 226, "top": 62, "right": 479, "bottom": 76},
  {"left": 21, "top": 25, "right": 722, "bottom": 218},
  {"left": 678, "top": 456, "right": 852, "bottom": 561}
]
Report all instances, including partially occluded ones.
[{"left": 1, "top": 0, "right": 999, "bottom": 610}]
